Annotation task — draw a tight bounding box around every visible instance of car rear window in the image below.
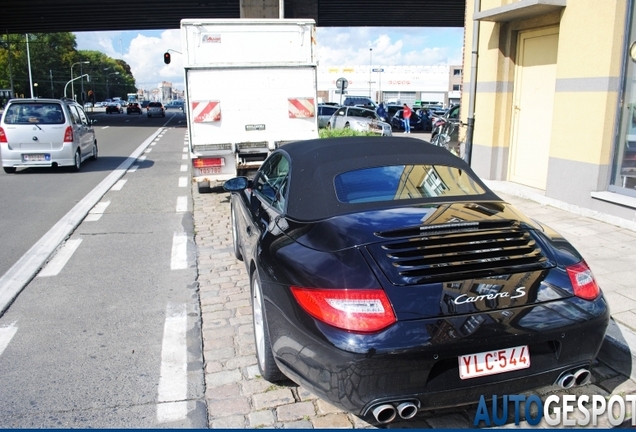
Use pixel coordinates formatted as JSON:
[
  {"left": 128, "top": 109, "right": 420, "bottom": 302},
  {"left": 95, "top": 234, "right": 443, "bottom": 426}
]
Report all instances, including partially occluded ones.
[
  {"left": 334, "top": 164, "right": 486, "bottom": 203},
  {"left": 3, "top": 103, "right": 65, "bottom": 125},
  {"left": 148, "top": 102, "right": 162, "bottom": 107}
]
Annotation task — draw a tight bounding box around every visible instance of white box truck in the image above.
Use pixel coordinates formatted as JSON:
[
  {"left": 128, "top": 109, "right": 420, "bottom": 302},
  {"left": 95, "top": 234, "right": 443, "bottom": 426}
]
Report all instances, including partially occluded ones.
[{"left": 180, "top": 18, "right": 319, "bottom": 191}]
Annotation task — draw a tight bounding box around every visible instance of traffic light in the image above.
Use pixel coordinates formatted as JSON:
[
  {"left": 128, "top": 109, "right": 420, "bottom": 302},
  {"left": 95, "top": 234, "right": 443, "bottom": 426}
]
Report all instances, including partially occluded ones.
[{"left": 163, "top": 52, "right": 171, "bottom": 65}]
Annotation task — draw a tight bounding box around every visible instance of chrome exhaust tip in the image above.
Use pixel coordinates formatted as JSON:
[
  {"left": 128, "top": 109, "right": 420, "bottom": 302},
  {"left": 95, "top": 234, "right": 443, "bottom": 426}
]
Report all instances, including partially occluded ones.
[
  {"left": 573, "top": 368, "right": 591, "bottom": 386},
  {"left": 396, "top": 401, "right": 418, "bottom": 419},
  {"left": 556, "top": 372, "right": 576, "bottom": 389},
  {"left": 372, "top": 404, "right": 397, "bottom": 424}
]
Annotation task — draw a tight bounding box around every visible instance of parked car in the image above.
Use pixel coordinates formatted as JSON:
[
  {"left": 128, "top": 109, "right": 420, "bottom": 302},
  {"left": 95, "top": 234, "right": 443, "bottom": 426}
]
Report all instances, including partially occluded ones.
[
  {"left": 317, "top": 104, "right": 338, "bottom": 129},
  {"left": 105, "top": 103, "right": 123, "bottom": 114},
  {"left": 390, "top": 109, "right": 424, "bottom": 132},
  {"left": 343, "top": 95, "right": 376, "bottom": 109},
  {"left": 126, "top": 102, "right": 142, "bottom": 115},
  {"left": 326, "top": 106, "right": 392, "bottom": 136},
  {"left": 147, "top": 102, "right": 165, "bottom": 118},
  {"left": 0, "top": 97, "right": 98, "bottom": 173},
  {"left": 222, "top": 136, "right": 609, "bottom": 424}
]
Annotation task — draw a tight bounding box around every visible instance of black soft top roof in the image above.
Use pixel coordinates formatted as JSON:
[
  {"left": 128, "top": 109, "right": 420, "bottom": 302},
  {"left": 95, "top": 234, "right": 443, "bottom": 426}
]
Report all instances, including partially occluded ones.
[{"left": 277, "top": 136, "right": 500, "bottom": 221}]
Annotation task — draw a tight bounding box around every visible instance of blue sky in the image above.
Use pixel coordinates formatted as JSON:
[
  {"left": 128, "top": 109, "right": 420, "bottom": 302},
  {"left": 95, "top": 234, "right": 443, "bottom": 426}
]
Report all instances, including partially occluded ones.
[{"left": 74, "top": 27, "right": 464, "bottom": 91}]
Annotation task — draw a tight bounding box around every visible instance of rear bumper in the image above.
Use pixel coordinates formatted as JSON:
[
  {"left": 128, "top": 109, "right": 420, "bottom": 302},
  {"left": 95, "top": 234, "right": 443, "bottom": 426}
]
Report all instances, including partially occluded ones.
[
  {"left": 265, "top": 284, "right": 610, "bottom": 415},
  {"left": 1, "top": 143, "right": 77, "bottom": 168}
]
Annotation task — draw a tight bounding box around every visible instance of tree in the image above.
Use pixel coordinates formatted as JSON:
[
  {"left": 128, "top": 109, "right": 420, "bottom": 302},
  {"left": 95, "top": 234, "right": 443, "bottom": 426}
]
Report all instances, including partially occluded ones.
[{"left": 0, "top": 33, "right": 138, "bottom": 101}]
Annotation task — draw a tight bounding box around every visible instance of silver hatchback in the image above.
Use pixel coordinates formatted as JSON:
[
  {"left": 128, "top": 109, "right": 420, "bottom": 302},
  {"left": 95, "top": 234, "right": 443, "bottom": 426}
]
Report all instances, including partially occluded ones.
[
  {"left": 0, "top": 98, "right": 98, "bottom": 173},
  {"left": 147, "top": 102, "right": 165, "bottom": 118},
  {"left": 326, "top": 106, "right": 392, "bottom": 136}
]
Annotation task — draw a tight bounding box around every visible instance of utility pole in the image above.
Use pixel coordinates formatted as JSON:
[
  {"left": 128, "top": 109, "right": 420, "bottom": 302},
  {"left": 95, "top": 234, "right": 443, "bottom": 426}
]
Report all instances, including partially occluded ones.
[{"left": 50, "top": 70, "right": 54, "bottom": 98}]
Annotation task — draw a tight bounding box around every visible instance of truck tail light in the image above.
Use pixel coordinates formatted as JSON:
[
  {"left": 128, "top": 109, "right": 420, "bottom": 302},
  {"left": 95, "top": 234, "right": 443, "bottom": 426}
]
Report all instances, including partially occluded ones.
[
  {"left": 63, "top": 126, "right": 74, "bottom": 142},
  {"left": 0, "top": 127, "right": 7, "bottom": 143},
  {"left": 566, "top": 260, "right": 600, "bottom": 300},
  {"left": 291, "top": 287, "right": 397, "bottom": 333},
  {"left": 193, "top": 157, "right": 225, "bottom": 168}
]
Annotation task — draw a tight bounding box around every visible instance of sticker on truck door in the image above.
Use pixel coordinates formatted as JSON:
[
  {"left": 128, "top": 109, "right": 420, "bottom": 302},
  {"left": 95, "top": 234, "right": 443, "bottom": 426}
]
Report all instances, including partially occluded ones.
[
  {"left": 288, "top": 98, "right": 315, "bottom": 118},
  {"left": 191, "top": 101, "right": 221, "bottom": 123}
]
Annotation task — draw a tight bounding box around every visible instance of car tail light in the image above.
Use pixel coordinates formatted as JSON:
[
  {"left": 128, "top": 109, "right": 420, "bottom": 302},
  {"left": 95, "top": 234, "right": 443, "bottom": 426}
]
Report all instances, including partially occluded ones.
[
  {"left": 566, "top": 260, "right": 600, "bottom": 300},
  {"left": 63, "top": 126, "right": 73, "bottom": 142},
  {"left": 0, "top": 127, "right": 6, "bottom": 143},
  {"left": 193, "top": 157, "right": 224, "bottom": 168},
  {"left": 291, "top": 287, "right": 397, "bottom": 332}
]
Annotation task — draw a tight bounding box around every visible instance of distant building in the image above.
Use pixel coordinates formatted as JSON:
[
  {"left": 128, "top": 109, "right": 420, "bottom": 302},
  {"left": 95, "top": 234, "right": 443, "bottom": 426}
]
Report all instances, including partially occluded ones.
[{"left": 317, "top": 65, "right": 455, "bottom": 107}]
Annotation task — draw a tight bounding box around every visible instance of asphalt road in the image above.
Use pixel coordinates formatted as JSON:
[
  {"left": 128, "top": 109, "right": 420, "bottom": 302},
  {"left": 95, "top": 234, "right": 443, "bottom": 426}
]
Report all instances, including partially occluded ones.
[{"left": 0, "top": 108, "right": 206, "bottom": 427}]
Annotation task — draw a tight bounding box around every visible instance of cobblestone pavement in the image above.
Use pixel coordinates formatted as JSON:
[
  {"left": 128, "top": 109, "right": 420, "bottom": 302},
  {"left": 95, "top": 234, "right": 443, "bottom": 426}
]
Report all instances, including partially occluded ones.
[{"left": 193, "top": 187, "right": 636, "bottom": 429}]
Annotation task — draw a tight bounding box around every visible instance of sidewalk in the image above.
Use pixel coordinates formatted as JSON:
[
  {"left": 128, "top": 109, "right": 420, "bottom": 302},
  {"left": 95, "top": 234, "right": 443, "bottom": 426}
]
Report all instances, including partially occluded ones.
[
  {"left": 192, "top": 179, "right": 636, "bottom": 428},
  {"left": 486, "top": 180, "right": 636, "bottom": 382}
]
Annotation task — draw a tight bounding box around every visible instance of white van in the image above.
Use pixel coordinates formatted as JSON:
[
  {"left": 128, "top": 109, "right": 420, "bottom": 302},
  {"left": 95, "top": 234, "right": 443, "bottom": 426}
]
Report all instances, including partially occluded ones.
[{"left": 0, "top": 98, "right": 98, "bottom": 173}]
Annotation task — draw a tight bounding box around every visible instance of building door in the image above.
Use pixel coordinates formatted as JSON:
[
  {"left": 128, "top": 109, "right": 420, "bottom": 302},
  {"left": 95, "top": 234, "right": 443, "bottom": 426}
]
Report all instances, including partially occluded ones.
[{"left": 509, "top": 27, "right": 559, "bottom": 190}]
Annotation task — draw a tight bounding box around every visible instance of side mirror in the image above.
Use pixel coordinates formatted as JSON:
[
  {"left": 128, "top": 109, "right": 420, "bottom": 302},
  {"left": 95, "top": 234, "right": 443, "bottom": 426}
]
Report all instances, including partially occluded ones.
[
  {"left": 90, "top": 119, "right": 98, "bottom": 125},
  {"left": 223, "top": 176, "right": 249, "bottom": 192}
]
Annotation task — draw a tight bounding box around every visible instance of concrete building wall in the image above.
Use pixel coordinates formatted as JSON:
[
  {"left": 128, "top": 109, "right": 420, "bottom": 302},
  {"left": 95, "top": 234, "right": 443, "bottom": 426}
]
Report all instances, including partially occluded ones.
[{"left": 463, "top": 0, "right": 634, "bottom": 221}]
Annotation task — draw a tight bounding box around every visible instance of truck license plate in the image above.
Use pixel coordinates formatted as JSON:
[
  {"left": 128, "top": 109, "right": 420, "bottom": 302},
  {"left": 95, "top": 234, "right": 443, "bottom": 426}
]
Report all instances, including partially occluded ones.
[
  {"left": 199, "top": 167, "right": 222, "bottom": 175},
  {"left": 458, "top": 345, "right": 530, "bottom": 380}
]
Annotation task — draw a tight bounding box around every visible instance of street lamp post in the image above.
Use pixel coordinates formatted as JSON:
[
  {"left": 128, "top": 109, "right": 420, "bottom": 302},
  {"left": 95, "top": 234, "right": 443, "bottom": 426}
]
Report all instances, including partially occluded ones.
[
  {"left": 369, "top": 48, "right": 373, "bottom": 99},
  {"left": 71, "top": 61, "right": 89, "bottom": 101},
  {"left": 106, "top": 72, "right": 119, "bottom": 99}
]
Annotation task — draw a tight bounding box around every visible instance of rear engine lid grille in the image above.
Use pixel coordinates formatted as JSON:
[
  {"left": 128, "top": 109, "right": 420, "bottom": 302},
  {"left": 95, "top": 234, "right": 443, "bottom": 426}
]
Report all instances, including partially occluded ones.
[{"left": 367, "top": 223, "right": 555, "bottom": 285}]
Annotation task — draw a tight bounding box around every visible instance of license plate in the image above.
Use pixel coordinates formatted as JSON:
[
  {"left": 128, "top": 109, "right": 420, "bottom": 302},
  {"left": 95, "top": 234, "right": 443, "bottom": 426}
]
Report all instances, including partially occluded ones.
[
  {"left": 199, "top": 166, "right": 222, "bottom": 175},
  {"left": 458, "top": 345, "right": 530, "bottom": 380},
  {"left": 23, "top": 154, "right": 50, "bottom": 162}
]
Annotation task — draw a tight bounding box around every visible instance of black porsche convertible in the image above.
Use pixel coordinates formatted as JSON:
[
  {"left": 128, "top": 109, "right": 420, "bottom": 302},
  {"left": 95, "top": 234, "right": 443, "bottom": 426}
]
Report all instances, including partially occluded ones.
[{"left": 223, "top": 136, "right": 609, "bottom": 424}]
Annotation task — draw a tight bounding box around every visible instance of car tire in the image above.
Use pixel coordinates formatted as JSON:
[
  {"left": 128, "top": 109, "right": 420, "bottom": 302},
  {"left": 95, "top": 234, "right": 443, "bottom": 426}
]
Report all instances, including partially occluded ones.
[
  {"left": 251, "top": 270, "right": 284, "bottom": 382},
  {"left": 70, "top": 149, "right": 81, "bottom": 172},
  {"left": 3, "top": 167, "right": 16, "bottom": 174},
  {"left": 91, "top": 142, "right": 98, "bottom": 161},
  {"left": 231, "top": 202, "right": 243, "bottom": 261},
  {"left": 344, "top": 122, "right": 350, "bottom": 129}
]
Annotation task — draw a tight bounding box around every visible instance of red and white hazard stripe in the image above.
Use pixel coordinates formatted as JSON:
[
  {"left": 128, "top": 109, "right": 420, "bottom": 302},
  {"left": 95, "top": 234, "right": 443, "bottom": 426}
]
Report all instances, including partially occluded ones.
[
  {"left": 191, "top": 101, "right": 221, "bottom": 123},
  {"left": 288, "top": 98, "right": 315, "bottom": 118}
]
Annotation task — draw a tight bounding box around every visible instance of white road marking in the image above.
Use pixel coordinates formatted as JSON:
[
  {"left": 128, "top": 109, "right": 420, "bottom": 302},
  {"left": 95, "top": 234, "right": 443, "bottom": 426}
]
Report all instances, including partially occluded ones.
[
  {"left": 0, "top": 322, "right": 18, "bottom": 357},
  {"left": 101, "top": 126, "right": 110, "bottom": 129},
  {"left": 38, "top": 239, "right": 83, "bottom": 277},
  {"left": 182, "top": 154, "right": 187, "bottom": 160},
  {"left": 176, "top": 196, "right": 187, "bottom": 213},
  {"left": 0, "top": 128, "right": 164, "bottom": 315},
  {"left": 178, "top": 177, "right": 188, "bottom": 188},
  {"left": 111, "top": 179, "right": 127, "bottom": 191},
  {"left": 145, "top": 148, "right": 152, "bottom": 153},
  {"left": 180, "top": 165, "right": 188, "bottom": 172},
  {"left": 156, "top": 303, "right": 188, "bottom": 423},
  {"left": 170, "top": 232, "right": 188, "bottom": 270},
  {"left": 84, "top": 201, "right": 111, "bottom": 222},
  {"left": 182, "top": 147, "right": 188, "bottom": 153},
  {"left": 128, "top": 165, "right": 139, "bottom": 173},
  {"left": 138, "top": 155, "right": 147, "bottom": 161}
]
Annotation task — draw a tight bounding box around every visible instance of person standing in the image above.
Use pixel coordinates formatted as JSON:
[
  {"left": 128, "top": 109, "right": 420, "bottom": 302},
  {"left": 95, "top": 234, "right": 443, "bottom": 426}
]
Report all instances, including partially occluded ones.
[
  {"left": 402, "top": 103, "right": 412, "bottom": 133},
  {"left": 376, "top": 102, "right": 388, "bottom": 122}
]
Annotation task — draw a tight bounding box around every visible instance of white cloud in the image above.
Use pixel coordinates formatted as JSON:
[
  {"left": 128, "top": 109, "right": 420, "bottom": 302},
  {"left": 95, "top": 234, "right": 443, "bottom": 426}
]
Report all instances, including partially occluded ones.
[{"left": 124, "top": 30, "right": 183, "bottom": 90}]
